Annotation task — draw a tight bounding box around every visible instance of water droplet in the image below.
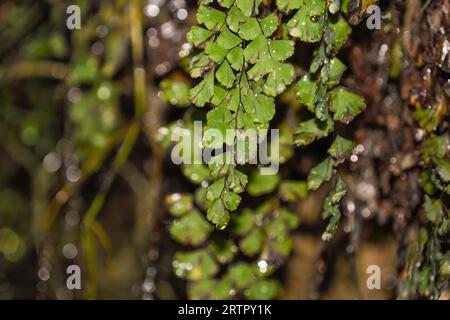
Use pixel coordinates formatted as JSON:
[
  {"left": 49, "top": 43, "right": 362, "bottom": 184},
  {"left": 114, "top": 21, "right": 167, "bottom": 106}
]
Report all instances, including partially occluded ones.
[
  {"left": 62, "top": 243, "right": 78, "bottom": 259},
  {"left": 96, "top": 25, "right": 109, "bottom": 38},
  {"left": 38, "top": 267, "right": 50, "bottom": 281},
  {"left": 177, "top": 9, "right": 188, "bottom": 21},
  {"left": 144, "top": 4, "right": 160, "bottom": 17},
  {"left": 43, "top": 152, "right": 62, "bottom": 173},
  {"left": 67, "top": 87, "right": 82, "bottom": 103},
  {"left": 65, "top": 210, "right": 80, "bottom": 227},
  {"left": 66, "top": 165, "right": 81, "bottom": 183},
  {"left": 257, "top": 260, "right": 268, "bottom": 273}
]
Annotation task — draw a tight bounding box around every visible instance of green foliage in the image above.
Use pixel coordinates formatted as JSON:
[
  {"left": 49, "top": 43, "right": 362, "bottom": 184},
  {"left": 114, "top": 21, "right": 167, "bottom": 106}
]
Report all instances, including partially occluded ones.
[
  {"left": 160, "top": 79, "right": 191, "bottom": 107},
  {"left": 3, "top": 0, "right": 449, "bottom": 302},
  {"left": 169, "top": 210, "right": 213, "bottom": 246},
  {"left": 247, "top": 173, "right": 280, "bottom": 196},
  {"left": 185, "top": 1, "right": 297, "bottom": 230},
  {"left": 307, "top": 157, "right": 335, "bottom": 191},
  {"left": 400, "top": 42, "right": 449, "bottom": 297},
  {"left": 288, "top": 0, "right": 365, "bottom": 241},
  {"left": 164, "top": 0, "right": 365, "bottom": 299},
  {"left": 403, "top": 128, "right": 450, "bottom": 298},
  {"left": 328, "top": 135, "right": 355, "bottom": 160},
  {"left": 321, "top": 177, "right": 347, "bottom": 241},
  {"left": 329, "top": 87, "right": 366, "bottom": 123},
  {"left": 169, "top": 189, "right": 300, "bottom": 299}
]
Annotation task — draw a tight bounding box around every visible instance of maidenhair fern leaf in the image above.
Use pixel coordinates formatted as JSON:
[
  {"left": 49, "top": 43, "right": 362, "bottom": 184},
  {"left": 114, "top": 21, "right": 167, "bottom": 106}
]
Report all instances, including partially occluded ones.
[
  {"left": 307, "top": 157, "right": 335, "bottom": 191},
  {"left": 329, "top": 86, "right": 366, "bottom": 123}
]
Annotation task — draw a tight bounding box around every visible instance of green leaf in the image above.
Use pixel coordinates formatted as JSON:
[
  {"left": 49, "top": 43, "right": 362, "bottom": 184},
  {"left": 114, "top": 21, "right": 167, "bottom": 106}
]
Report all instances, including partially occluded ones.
[
  {"left": 227, "top": 46, "right": 244, "bottom": 71},
  {"left": 314, "top": 82, "right": 329, "bottom": 121},
  {"left": 207, "top": 199, "right": 230, "bottom": 229},
  {"left": 423, "top": 195, "right": 443, "bottom": 224},
  {"left": 227, "top": 262, "right": 255, "bottom": 289},
  {"left": 327, "top": 14, "right": 352, "bottom": 52},
  {"left": 307, "top": 157, "right": 335, "bottom": 190},
  {"left": 327, "top": 58, "right": 347, "bottom": 88},
  {"left": 232, "top": 209, "right": 255, "bottom": 236},
  {"left": 236, "top": 0, "right": 262, "bottom": 16},
  {"left": 186, "top": 26, "right": 214, "bottom": 47},
  {"left": 266, "top": 219, "right": 293, "bottom": 257},
  {"left": 227, "top": 169, "right": 248, "bottom": 194},
  {"left": 329, "top": 87, "right": 365, "bottom": 123},
  {"left": 226, "top": 6, "right": 246, "bottom": 32},
  {"left": 190, "top": 71, "right": 215, "bottom": 107},
  {"left": 245, "top": 279, "right": 280, "bottom": 300},
  {"left": 280, "top": 181, "right": 308, "bottom": 202},
  {"left": 205, "top": 104, "right": 233, "bottom": 147},
  {"left": 205, "top": 42, "right": 228, "bottom": 63},
  {"left": 321, "top": 178, "right": 346, "bottom": 242},
  {"left": 279, "top": 208, "right": 301, "bottom": 229},
  {"left": 419, "top": 171, "right": 439, "bottom": 196},
  {"left": 248, "top": 173, "right": 280, "bottom": 196},
  {"left": 188, "top": 279, "right": 234, "bottom": 300},
  {"left": 189, "top": 52, "right": 213, "bottom": 78},
  {"left": 223, "top": 190, "right": 242, "bottom": 211},
  {"left": 263, "top": 61, "right": 295, "bottom": 96},
  {"left": 279, "top": 129, "right": 295, "bottom": 163},
  {"left": 322, "top": 177, "right": 347, "bottom": 219},
  {"left": 208, "top": 237, "right": 237, "bottom": 264},
  {"left": 328, "top": 177, "right": 347, "bottom": 203},
  {"left": 270, "top": 40, "right": 295, "bottom": 62},
  {"left": 210, "top": 280, "right": 235, "bottom": 299},
  {"left": 288, "top": 0, "right": 326, "bottom": 42},
  {"left": 239, "top": 17, "right": 261, "bottom": 40},
  {"left": 276, "top": 0, "right": 302, "bottom": 13},
  {"left": 187, "top": 280, "right": 216, "bottom": 300},
  {"left": 173, "top": 249, "right": 219, "bottom": 280},
  {"left": 165, "top": 194, "right": 193, "bottom": 217},
  {"left": 321, "top": 211, "right": 341, "bottom": 241},
  {"left": 433, "top": 158, "right": 450, "bottom": 182},
  {"left": 294, "top": 117, "right": 334, "bottom": 146},
  {"left": 328, "top": 135, "right": 355, "bottom": 160},
  {"left": 182, "top": 164, "right": 210, "bottom": 185},
  {"left": 244, "top": 35, "right": 269, "bottom": 64},
  {"left": 206, "top": 177, "right": 226, "bottom": 201},
  {"left": 240, "top": 228, "right": 264, "bottom": 256},
  {"left": 160, "top": 79, "right": 191, "bottom": 107},
  {"left": 217, "top": 27, "right": 242, "bottom": 49},
  {"left": 422, "top": 135, "right": 449, "bottom": 164},
  {"left": 309, "top": 42, "right": 326, "bottom": 73},
  {"left": 261, "top": 14, "right": 279, "bottom": 37},
  {"left": 196, "top": 6, "right": 226, "bottom": 32},
  {"left": 296, "top": 74, "right": 318, "bottom": 111},
  {"left": 169, "top": 210, "right": 213, "bottom": 246},
  {"left": 226, "top": 88, "right": 240, "bottom": 112},
  {"left": 211, "top": 85, "right": 228, "bottom": 106},
  {"left": 242, "top": 88, "right": 276, "bottom": 124},
  {"left": 247, "top": 56, "right": 272, "bottom": 81},
  {"left": 216, "top": 60, "right": 236, "bottom": 88},
  {"left": 208, "top": 152, "right": 231, "bottom": 178},
  {"left": 194, "top": 186, "right": 208, "bottom": 210}
]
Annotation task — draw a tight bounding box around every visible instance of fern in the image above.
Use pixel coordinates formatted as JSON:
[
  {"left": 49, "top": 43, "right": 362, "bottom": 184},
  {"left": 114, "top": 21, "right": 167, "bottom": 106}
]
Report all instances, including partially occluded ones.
[
  {"left": 291, "top": 0, "right": 365, "bottom": 241},
  {"left": 161, "top": 0, "right": 366, "bottom": 299}
]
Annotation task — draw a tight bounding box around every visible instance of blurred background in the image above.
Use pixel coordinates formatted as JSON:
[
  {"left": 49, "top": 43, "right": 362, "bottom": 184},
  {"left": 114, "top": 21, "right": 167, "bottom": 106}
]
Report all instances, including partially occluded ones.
[{"left": 0, "top": 0, "right": 448, "bottom": 300}]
